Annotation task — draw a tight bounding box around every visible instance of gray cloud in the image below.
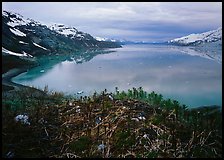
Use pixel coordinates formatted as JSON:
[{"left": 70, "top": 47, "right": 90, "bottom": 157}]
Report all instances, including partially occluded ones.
[{"left": 2, "top": 2, "right": 222, "bottom": 42}]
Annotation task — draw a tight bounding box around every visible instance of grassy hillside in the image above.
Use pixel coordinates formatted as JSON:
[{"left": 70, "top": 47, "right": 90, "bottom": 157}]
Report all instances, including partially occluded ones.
[{"left": 2, "top": 87, "right": 222, "bottom": 158}]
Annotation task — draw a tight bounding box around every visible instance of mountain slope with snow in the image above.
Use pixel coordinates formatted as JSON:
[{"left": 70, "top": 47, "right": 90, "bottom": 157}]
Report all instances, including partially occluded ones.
[
  {"left": 2, "top": 10, "right": 121, "bottom": 58},
  {"left": 167, "top": 28, "right": 222, "bottom": 63},
  {"left": 168, "top": 27, "right": 222, "bottom": 46},
  {"left": 2, "top": 10, "right": 121, "bottom": 73}
]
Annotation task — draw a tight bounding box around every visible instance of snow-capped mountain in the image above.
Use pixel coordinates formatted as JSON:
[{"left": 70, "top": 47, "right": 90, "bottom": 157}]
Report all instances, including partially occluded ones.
[
  {"left": 167, "top": 27, "right": 222, "bottom": 63},
  {"left": 48, "top": 24, "right": 78, "bottom": 37},
  {"left": 2, "top": 10, "right": 121, "bottom": 73},
  {"left": 2, "top": 10, "right": 42, "bottom": 28},
  {"left": 95, "top": 37, "right": 118, "bottom": 42},
  {"left": 48, "top": 23, "right": 98, "bottom": 44},
  {"left": 168, "top": 27, "right": 222, "bottom": 46},
  {"left": 2, "top": 10, "right": 121, "bottom": 58},
  {"left": 95, "top": 37, "right": 108, "bottom": 41}
]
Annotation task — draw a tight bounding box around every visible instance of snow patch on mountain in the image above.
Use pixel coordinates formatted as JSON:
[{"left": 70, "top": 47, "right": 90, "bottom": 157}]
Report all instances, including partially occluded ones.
[
  {"left": 2, "top": 47, "right": 33, "bottom": 57},
  {"left": 10, "top": 28, "right": 26, "bottom": 37},
  {"left": 95, "top": 36, "right": 119, "bottom": 42},
  {"left": 7, "top": 15, "right": 29, "bottom": 27},
  {"left": 95, "top": 37, "right": 107, "bottom": 41},
  {"left": 33, "top": 42, "right": 48, "bottom": 50},
  {"left": 2, "top": 47, "right": 24, "bottom": 57},
  {"left": 48, "top": 24, "right": 78, "bottom": 36},
  {"left": 19, "top": 41, "right": 29, "bottom": 44},
  {"left": 48, "top": 23, "right": 91, "bottom": 41},
  {"left": 76, "top": 33, "right": 85, "bottom": 39},
  {"left": 22, "top": 51, "right": 33, "bottom": 58}
]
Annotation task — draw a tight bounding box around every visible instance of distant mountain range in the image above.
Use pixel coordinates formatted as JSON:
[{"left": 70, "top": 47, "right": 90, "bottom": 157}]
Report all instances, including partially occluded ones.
[
  {"left": 96, "top": 27, "right": 222, "bottom": 46},
  {"left": 168, "top": 27, "right": 222, "bottom": 46},
  {"left": 2, "top": 10, "right": 121, "bottom": 58},
  {"left": 95, "top": 37, "right": 154, "bottom": 45}
]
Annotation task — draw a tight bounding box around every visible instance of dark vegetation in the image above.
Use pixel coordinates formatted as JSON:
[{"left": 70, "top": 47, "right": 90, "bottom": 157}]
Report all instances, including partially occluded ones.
[
  {"left": 2, "top": 87, "right": 222, "bottom": 158},
  {"left": 2, "top": 55, "right": 37, "bottom": 74},
  {"left": 2, "top": 85, "right": 14, "bottom": 92}
]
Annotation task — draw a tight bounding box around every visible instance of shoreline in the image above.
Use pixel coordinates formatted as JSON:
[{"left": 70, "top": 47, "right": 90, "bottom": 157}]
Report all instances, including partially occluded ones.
[
  {"left": 2, "top": 68, "right": 221, "bottom": 110},
  {"left": 2, "top": 67, "right": 29, "bottom": 90},
  {"left": 2, "top": 67, "right": 46, "bottom": 95},
  {"left": 2, "top": 67, "right": 27, "bottom": 81}
]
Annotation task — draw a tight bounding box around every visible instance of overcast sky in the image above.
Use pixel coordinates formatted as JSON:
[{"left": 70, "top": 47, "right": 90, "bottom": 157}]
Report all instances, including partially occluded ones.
[{"left": 2, "top": 2, "right": 222, "bottom": 42}]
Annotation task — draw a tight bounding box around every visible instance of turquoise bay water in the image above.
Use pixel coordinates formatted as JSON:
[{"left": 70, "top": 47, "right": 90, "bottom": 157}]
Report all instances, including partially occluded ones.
[{"left": 12, "top": 44, "right": 222, "bottom": 108}]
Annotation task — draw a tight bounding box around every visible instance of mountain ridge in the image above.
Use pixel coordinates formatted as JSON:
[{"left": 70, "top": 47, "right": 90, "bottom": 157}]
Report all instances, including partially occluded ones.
[
  {"left": 2, "top": 10, "right": 121, "bottom": 58},
  {"left": 168, "top": 27, "right": 222, "bottom": 46}
]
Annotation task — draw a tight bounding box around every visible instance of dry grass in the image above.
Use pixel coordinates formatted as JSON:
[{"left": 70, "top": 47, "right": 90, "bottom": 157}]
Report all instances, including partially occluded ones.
[{"left": 2, "top": 88, "right": 222, "bottom": 158}]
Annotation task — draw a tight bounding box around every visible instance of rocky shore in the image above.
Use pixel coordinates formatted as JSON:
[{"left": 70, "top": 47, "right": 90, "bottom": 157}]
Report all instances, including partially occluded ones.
[
  {"left": 2, "top": 67, "right": 47, "bottom": 99},
  {"left": 2, "top": 68, "right": 28, "bottom": 90}
]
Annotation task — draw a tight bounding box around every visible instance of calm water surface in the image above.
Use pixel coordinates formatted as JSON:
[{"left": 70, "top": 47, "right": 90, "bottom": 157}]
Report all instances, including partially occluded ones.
[{"left": 12, "top": 44, "right": 222, "bottom": 108}]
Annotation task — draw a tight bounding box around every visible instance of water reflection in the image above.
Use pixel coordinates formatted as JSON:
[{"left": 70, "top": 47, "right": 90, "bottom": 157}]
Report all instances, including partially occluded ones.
[
  {"left": 12, "top": 44, "right": 222, "bottom": 108},
  {"left": 14, "top": 48, "right": 116, "bottom": 81},
  {"left": 168, "top": 45, "right": 222, "bottom": 64}
]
